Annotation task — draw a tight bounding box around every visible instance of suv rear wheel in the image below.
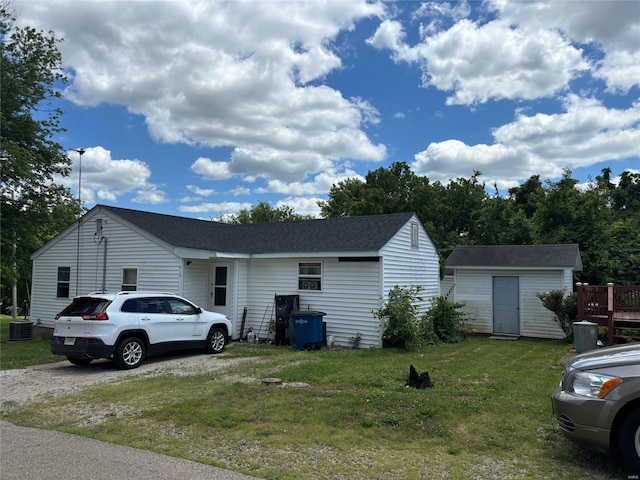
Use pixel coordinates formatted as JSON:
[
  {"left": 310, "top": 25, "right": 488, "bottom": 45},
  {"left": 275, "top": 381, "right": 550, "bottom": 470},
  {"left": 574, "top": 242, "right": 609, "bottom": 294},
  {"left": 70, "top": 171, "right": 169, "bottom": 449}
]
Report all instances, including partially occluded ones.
[
  {"left": 114, "top": 337, "right": 145, "bottom": 369},
  {"left": 205, "top": 327, "right": 226, "bottom": 354}
]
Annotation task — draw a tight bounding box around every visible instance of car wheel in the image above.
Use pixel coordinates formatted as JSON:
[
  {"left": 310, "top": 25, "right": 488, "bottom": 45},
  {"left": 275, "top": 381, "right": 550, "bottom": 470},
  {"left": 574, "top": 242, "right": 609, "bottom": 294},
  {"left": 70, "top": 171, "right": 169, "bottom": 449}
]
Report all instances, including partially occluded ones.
[
  {"left": 114, "top": 337, "right": 145, "bottom": 369},
  {"left": 619, "top": 408, "right": 640, "bottom": 474},
  {"left": 66, "top": 356, "right": 93, "bottom": 366},
  {"left": 205, "top": 327, "right": 226, "bottom": 354}
]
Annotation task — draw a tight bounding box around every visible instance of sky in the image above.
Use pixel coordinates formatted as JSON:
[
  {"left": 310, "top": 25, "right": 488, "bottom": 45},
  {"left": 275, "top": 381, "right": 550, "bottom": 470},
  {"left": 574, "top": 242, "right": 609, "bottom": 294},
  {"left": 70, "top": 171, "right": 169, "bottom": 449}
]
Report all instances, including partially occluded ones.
[{"left": 15, "top": 0, "right": 640, "bottom": 219}]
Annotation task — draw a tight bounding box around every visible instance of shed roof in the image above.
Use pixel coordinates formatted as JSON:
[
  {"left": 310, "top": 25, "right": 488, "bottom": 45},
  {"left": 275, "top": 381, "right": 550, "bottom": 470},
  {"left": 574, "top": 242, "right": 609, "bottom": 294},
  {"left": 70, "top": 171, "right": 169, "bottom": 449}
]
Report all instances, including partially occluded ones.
[
  {"left": 445, "top": 244, "right": 582, "bottom": 270},
  {"left": 99, "top": 205, "right": 416, "bottom": 255}
]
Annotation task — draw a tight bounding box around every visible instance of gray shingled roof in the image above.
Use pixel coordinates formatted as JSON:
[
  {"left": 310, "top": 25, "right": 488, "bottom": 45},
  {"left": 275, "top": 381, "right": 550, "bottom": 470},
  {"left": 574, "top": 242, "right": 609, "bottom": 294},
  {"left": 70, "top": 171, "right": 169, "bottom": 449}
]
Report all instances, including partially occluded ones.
[
  {"left": 445, "top": 244, "right": 582, "bottom": 270},
  {"left": 99, "top": 205, "right": 415, "bottom": 254}
]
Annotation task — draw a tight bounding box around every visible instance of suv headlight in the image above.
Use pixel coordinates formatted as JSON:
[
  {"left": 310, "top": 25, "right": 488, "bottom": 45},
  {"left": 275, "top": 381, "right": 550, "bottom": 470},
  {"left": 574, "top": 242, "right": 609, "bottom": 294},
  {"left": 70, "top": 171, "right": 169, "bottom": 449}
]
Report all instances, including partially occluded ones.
[{"left": 572, "top": 372, "right": 623, "bottom": 398}]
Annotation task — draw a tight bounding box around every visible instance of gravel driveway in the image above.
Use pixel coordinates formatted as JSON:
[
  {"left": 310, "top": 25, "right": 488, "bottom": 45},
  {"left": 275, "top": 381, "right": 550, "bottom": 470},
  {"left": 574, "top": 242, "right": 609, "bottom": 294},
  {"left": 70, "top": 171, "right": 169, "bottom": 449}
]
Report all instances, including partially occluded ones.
[{"left": 0, "top": 352, "right": 254, "bottom": 410}]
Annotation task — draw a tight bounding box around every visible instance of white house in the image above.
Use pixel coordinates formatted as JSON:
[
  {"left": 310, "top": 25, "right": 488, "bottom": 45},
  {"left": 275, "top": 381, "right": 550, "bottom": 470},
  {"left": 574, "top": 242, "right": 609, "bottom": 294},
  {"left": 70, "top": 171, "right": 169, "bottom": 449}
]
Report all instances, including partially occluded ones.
[
  {"left": 443, "top": 244, "right": 582, "bottom": 339},
  {"left": 30, "top": 205, "right": 441, "bottom": 348}
]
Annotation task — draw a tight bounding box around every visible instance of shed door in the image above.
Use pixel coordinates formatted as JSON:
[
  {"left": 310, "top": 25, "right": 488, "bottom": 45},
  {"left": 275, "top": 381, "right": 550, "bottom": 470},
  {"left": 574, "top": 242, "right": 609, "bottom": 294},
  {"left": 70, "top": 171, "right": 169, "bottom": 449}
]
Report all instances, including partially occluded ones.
[{"left": 493, "top": 276, "right": 520, "bottom": 335}]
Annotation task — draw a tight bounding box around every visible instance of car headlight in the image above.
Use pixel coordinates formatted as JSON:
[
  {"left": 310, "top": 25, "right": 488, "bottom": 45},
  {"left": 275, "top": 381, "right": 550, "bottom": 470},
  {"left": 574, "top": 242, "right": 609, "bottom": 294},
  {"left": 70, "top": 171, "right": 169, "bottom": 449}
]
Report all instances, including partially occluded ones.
[{"left": 572, "top": 372, "right": 623, "bottom": 398}]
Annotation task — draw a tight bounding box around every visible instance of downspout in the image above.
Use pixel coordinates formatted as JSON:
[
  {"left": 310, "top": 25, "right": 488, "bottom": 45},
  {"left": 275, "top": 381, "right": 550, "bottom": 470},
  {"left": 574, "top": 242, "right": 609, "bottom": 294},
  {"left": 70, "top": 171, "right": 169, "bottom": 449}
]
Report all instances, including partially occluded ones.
[{"left": 101, "top": 237, "right": 108, "bottom": 293}]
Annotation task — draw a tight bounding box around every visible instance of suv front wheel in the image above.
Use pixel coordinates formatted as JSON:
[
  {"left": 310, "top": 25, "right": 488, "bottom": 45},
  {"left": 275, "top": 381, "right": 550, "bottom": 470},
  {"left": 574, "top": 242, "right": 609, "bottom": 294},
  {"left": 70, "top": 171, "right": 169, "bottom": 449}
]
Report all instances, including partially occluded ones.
[
  {"left": 114, "top": 336, "right": 145, "bottom": 369},
  {"left": 205, "top": 327, "right": 226, "bottom": 354}
]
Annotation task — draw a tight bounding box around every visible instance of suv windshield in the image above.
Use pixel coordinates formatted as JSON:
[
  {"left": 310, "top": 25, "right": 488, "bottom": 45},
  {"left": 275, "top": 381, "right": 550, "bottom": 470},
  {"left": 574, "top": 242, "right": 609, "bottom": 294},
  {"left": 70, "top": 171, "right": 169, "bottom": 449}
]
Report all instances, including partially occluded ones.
[{"left": 59, "top": 297, "right": 111, "bottom": 316}]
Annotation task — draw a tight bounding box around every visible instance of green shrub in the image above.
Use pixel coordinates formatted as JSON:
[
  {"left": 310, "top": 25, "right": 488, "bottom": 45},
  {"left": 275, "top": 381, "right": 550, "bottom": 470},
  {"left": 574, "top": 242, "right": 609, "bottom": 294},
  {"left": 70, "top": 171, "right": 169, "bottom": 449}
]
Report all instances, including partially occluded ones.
[
  {"left": 427, "top": 296, "right": 467, "bottom": 343},
  {"left": 375, "top": 285, "right": 424, "bottom": 349},
  {"left": 375, "top": 286, "right": 465, "bottom": 349},
  {"left": 536, "top": 290, "right": 577, "bottom": 342}
]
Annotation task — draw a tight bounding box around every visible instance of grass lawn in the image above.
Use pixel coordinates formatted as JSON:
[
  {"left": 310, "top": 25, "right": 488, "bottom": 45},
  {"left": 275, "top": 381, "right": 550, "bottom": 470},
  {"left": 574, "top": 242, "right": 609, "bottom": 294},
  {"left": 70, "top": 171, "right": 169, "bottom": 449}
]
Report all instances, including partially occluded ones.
[
  {"left": 0, "top": 331, "right": 628, "bottom": 479},
  {"left": 0, "top": 316, "right": 59, "bottom": 369}
]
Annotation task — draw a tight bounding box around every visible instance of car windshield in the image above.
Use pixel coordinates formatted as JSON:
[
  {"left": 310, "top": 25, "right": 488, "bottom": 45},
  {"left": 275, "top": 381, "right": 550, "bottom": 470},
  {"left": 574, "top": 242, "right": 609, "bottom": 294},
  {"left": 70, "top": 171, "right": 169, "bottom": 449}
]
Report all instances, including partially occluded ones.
[{"left": 59, "top": 297, "right": 111, "bottom": 316}]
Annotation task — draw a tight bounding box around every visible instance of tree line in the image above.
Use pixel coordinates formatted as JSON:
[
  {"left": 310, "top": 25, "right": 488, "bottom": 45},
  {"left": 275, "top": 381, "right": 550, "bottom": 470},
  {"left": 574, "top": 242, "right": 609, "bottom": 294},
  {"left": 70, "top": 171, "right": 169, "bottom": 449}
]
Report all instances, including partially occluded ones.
[{"left": 317, "top": 162, "right": 640, "bottom": 285}]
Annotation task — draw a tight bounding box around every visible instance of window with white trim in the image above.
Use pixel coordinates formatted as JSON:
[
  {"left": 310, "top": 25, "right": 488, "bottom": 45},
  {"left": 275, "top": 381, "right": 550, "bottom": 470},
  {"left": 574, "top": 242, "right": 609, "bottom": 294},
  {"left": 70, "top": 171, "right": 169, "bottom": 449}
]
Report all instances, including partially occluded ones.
[
  {"left": 56, "top": 267, "right": 71, "bottom": 298},
  {"left": 298, "top": 262, "right": 322, "bottom": 291},
  {"left": 121, "top": 268, "right": 138, "bottom": 291}
]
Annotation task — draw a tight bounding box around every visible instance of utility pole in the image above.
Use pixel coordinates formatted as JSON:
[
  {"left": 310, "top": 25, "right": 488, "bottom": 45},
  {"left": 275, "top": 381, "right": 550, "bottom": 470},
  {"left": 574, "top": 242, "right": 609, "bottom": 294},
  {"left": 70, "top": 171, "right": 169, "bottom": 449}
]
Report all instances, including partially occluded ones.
[{"left": 70, "top": 148, "right": 86, "bottom": 295}]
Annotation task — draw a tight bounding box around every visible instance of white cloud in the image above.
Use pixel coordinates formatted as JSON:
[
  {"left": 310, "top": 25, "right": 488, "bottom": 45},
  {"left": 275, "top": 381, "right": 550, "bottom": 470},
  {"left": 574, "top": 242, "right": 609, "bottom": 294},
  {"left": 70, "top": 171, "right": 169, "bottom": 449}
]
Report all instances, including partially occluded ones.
[
  {"left": 132, "top": 187, "right": 169, "bottom": 205},
  {"left": 22, "top": 0, "right": 387, "bottom": 185},
  {"left": 231, "top": 186, "right": 251, "bottom": 196},
  {"left": 593, "top": 50, "right": 640, "bottom": 94},
  {"left": 276, "top": 197, "right": 323, "bottom": 218},
  {"left": 178, "top": 202, "right": 253, "bottom": 215},
  {"left": 369, "top": 17, "right": 588, "bottom": 105},
  {"left": 191, "top": 158, "right": 231, "bottom": 180},
  {"left": 488, "top": 0, "right": 640, "bottom": 93},
  {"left": 256, "top": 168, "right": 364, "bottom": 196},
  {"left": 58, "top": 146, "right": 164, "bottom": 205},
  {"left": 412, "top": 96, "right": 640, "bottom": 186},
  {"left": 366, "top": 19, "right": 406, "bottom": 52},
  {"left": 186, "top": 184, "right": 215, "bottom": 197}
]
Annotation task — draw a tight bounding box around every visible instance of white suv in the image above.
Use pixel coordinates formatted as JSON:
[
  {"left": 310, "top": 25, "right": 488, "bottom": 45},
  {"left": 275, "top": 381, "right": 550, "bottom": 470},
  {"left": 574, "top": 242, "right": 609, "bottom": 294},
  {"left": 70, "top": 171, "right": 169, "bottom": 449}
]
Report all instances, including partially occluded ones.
[{"left": 51, "top": 291, "right": 233, "bottom": 369}]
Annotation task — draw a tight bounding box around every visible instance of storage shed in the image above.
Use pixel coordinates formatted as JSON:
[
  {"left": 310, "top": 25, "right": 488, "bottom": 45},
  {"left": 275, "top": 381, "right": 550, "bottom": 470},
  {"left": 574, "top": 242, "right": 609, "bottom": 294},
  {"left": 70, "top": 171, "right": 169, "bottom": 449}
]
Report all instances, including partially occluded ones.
[{"left": 444, "top": 244, "right": 582, "bottom": 339}]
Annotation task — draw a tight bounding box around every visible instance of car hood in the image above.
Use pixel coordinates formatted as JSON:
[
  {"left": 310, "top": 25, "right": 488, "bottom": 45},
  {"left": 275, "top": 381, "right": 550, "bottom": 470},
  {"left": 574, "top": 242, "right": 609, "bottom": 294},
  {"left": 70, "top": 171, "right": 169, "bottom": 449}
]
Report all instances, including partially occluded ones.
[{"left": 570, "top": 343, "right": 640, "bottom": 371}]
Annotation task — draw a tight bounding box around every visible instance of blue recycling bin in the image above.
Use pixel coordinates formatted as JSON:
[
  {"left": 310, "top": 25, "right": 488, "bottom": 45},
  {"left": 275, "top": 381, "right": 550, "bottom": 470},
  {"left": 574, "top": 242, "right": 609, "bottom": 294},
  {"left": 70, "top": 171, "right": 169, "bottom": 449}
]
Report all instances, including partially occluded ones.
[{"left": 291, "top": 311, "right": 326, "bottom": 351}]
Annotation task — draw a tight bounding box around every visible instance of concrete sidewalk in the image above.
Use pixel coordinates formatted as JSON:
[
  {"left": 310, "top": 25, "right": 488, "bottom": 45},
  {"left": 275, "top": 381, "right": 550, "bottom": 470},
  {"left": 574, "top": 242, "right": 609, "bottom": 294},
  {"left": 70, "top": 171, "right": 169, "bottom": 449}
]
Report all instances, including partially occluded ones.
[{"left": 0, "top": 421, "right": 259, "bottom": 480}]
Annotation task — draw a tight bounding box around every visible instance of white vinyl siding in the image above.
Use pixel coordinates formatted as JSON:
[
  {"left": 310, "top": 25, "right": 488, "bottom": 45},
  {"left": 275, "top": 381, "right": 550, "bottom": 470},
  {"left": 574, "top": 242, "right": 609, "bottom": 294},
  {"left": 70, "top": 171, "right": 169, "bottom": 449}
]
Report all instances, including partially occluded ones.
[
  {"left": 243, "top": 257, "right": 383, "bottom": 347},
  {"left": 182, "top": 259, "right": 209, "bottom": 308},
  {"left": 30, "top": 210, "right": 182, "bottom": 327},
  {"left": 520, "top": 270, "right": 566, "bottom": 339},
  {"left": 452, "top": 268, "right": 567, "bottom": 339},
  {"left": 379, "top": 216, "right": 440, "bottom": 315}
]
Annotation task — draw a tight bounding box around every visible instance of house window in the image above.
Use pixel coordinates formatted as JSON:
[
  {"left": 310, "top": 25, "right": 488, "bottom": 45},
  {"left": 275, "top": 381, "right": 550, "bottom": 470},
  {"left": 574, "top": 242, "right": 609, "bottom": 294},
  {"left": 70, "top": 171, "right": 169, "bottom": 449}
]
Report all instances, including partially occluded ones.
[
  {"left": 411, "top": 223, "right": 419, "bottom": 249},
  {"left": 299, "top": 262, "right": 321, "bottom": 291},
  {"left": 56, "top": 267, "right": 71, "bottom": 298},
  {"left": 121, "top": 268, "right": 138, "bottom": 291}
]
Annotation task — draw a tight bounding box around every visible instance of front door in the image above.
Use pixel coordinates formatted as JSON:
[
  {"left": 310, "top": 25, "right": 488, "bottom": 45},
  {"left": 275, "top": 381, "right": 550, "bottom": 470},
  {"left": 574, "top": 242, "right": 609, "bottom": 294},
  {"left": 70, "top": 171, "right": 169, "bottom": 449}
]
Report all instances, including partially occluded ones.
[
  {"left": 493, "top": 276, "right": 520, "bottom": 335},
  {"left": 210, "top": 263, "right": 232, "bottom": 318}
]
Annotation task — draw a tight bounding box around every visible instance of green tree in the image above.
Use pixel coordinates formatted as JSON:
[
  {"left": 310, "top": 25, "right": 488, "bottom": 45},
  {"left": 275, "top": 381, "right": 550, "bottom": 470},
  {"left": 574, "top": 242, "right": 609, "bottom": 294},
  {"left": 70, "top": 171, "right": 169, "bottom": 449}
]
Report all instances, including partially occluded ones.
[
  {"left": 475, "top": 187, "right": 534, "bottom": 245},
  {"left": 509, "top": 174, "right": 544, "bottom": 219},
  {"left": 437, "top": 171, "right": 488, "bottom": 249},
  {"left": 612, "top": 170, "right": 640, "bottom": 214},
  {"left": 1, "top": 4, "right": 76, "bottom": 315},
  {"left": 319, "top": 162, "right": 429, "bottom": 218},
  {"left": 222, "top": 201, "right": 313, "bottom": 224}
]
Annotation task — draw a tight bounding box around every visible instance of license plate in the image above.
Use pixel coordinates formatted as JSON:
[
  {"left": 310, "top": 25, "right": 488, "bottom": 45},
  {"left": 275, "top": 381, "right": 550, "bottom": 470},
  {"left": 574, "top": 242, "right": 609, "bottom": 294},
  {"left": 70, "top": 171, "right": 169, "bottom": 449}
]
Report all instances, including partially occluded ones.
[{"left": 64, "top": 337, "right": 76, "bottom": 345}]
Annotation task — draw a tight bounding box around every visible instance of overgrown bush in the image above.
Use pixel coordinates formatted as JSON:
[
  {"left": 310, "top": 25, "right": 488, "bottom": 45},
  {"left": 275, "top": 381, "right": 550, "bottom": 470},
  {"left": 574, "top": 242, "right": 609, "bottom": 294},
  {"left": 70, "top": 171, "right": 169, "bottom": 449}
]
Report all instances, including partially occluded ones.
[
  {"left": 375, "top": 286, "right": 465, "bottom": 349},
  {"left": 536, "top": 290, "right": 578, "bottom": 342},
  {"left": 427, "top": 296, "right": 467, "bottom": 343},
  {"left": 375, "top": 285, "right": 425, "bottom": 349}
]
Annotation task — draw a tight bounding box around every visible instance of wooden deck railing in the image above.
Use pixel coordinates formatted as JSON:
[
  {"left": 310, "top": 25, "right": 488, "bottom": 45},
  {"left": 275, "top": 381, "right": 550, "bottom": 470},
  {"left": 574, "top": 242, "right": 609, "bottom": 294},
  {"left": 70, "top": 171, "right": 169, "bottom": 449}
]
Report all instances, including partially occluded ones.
[{"left": 577, "top": 283, "right": 640, "bottom": 345}]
